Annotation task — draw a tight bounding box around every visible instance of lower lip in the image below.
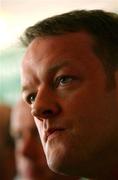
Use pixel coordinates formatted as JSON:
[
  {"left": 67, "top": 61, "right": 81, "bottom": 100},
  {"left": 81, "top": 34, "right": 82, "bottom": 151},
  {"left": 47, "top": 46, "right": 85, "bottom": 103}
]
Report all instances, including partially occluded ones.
[{"left": 47, "top": 130, "right": 64, "bottom": 141}]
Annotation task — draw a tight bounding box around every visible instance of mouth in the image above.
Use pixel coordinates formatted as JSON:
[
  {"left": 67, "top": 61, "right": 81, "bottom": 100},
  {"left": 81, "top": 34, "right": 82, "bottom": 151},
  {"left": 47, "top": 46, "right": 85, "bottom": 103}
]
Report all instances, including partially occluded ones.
[{"left": 45, "top": 128, "right": 65, "bottom": 142}]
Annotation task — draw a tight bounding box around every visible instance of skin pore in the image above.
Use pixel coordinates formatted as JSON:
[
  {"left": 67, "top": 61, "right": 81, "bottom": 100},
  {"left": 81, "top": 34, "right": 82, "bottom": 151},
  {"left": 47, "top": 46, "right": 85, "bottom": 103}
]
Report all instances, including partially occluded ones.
[{"left": 21, "top": 31, "right": 118, "bottom": 179}]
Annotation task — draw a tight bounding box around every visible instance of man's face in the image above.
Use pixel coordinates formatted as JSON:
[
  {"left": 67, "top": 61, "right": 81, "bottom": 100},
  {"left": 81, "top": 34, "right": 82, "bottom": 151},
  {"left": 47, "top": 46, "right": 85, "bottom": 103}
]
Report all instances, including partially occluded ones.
[
  {"left": 11, "top": 103, "right": 52, "bottom": 180},
  {"left": 21, "top": 32, "right": 118, "bottom": 178}
]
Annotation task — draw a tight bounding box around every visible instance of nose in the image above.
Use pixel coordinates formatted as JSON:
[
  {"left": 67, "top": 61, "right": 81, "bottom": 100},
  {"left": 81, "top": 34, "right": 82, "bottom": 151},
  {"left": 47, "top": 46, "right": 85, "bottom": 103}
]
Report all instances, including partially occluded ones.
[{"left": 31, "top": 88, "right": 61, "bottom": 120}]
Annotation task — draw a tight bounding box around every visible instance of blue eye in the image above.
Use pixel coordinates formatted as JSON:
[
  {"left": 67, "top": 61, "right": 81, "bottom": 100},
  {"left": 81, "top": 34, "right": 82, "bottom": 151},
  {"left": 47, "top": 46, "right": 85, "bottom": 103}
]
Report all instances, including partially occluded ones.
[{"left": 55, "top": 76, "right": 73, "bottom": 87}]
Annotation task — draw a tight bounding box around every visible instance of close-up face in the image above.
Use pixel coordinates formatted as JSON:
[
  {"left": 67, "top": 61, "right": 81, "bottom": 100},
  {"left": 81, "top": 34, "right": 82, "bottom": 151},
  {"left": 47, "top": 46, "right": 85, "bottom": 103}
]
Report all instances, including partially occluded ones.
[
  {"left": 11, "top": 102, "right": 52, "bottom": 180},
  {"left": 21, "top": 31, "right": 118, "bottom": 178}
]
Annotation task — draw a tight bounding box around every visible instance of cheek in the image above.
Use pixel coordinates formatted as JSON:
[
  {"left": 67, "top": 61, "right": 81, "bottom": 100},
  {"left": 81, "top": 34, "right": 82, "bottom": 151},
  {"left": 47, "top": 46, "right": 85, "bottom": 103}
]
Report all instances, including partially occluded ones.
[
  {"left": 62, "top": 89, "right": 112, "bottom": 139},
  {"left": 66, "top": 89, "right": 118, "bottom": 144},
  {"left": 63, "top": 85, "right": 106, "bottom": 119},
  {"left": 63, "top": 89, "right": 94, "bottom": 121}
]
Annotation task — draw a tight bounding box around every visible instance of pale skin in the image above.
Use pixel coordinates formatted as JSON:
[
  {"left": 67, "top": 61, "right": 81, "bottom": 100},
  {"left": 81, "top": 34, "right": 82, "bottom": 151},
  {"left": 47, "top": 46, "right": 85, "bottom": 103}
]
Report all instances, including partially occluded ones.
[{"left": 21, "top": 31, "right": 118, "bottom": 179}]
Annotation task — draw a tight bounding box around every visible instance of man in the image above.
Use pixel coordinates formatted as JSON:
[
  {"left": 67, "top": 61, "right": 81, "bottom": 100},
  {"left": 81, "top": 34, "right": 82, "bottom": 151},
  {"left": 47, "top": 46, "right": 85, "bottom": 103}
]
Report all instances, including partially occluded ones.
[
  {"left": 0, "top": 104, "right": 16, "bottom": 180},
  {"left": 10, "top": 98, "right": 77, "bottom": 180},
  {"left": 20, "top": 10, "right": 118, "bottom": 179}
]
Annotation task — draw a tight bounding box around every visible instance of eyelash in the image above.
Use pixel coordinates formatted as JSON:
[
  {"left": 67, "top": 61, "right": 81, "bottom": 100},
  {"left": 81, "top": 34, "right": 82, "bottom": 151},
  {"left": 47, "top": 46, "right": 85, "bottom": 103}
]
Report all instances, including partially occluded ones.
[
  {"left": 54, "top": 75, "right": 74, "bottom": 87},
  {"left": 26, "top": 93, "right": 36, "bottom": 104},
  {"left": 25, "top": 75, "right": 75, "bottom": 104}
]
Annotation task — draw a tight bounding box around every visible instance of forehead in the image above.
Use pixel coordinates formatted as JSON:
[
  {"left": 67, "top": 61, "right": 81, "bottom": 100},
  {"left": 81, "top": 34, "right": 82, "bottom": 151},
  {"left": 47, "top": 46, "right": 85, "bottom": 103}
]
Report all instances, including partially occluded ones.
[
  {"left": 23, "top": 31, "right": 95, "bottom": 62},
  {"left": 21, "top": 31, "right": 96, "bottom": 80}
]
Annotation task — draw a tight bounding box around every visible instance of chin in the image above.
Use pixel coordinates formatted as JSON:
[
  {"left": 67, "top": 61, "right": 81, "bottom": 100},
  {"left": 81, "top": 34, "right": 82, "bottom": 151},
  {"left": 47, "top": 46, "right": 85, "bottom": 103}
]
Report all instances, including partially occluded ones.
[
  {"left": 45, "top": 139, "right": 80, "bottom": 176},
  {"left": 47, "top": 157, "right": 77, "bottom": 177},
  {"left": 46, "top": 147, "right": 72, "bottom": 176}
]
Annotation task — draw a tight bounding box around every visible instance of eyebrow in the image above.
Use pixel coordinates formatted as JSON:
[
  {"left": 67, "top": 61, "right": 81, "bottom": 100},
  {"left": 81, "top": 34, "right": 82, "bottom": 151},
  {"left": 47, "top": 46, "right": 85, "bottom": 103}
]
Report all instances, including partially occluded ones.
[
  {"left": 22, "top": 85, "right": 30, "bottom": 93},
  {"left": 22, "top": 60, "right": 71, "bottom": 92},
  {"left": 48, "top": 60, "right": 70, "bottom": 73},
  {"left": 22, "top": 77, "right": 39, "bottom": 93}
]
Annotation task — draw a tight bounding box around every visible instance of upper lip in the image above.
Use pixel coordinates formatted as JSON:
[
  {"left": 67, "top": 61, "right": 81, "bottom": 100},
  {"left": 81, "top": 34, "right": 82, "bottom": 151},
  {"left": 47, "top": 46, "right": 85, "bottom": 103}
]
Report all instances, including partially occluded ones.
[{"left": 45, "top": 128, "right": 65, "bottom": 142}]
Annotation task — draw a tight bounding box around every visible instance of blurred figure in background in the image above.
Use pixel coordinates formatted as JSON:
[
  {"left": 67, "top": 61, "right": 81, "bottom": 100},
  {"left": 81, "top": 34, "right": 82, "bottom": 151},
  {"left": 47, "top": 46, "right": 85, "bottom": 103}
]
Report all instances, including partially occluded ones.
[
  {"left": 10, "top": 98, "right": 77, "bottom": 180},
  {"left": 0, "top": 104, "right": 16, "bottom": 180}
]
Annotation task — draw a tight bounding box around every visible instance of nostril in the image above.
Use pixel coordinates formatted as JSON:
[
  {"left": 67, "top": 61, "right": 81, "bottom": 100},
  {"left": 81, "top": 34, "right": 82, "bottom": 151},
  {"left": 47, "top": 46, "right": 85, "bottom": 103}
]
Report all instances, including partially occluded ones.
[
  {"left": 43, "top": 109, "right": 53, "bottom": 117},
  {"left": 31, "top": 108, "right": 54, "bottom": 119},
  {"left": 31, "top": 102, "right": 61, "bottom": 120}
]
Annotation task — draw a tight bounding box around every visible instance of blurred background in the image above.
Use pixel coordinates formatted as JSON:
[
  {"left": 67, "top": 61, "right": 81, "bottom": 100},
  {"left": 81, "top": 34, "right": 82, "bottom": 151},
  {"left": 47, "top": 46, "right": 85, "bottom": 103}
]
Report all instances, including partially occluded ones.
[
  {"left": 0, "top": 1, "right": 118, "bottom": 179},
  {"left": 0, "top": 0, "right": 118, "bottom": 106}
]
